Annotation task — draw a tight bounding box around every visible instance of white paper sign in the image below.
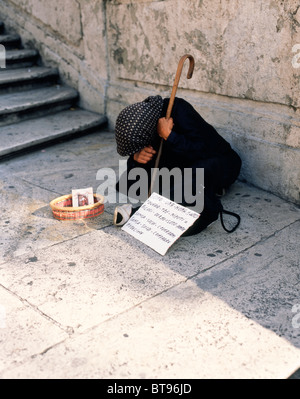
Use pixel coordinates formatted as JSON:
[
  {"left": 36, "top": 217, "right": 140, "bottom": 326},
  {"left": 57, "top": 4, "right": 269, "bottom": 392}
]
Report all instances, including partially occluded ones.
[{"left": 122, "top": 193, "right": 200, "bottom": 256}]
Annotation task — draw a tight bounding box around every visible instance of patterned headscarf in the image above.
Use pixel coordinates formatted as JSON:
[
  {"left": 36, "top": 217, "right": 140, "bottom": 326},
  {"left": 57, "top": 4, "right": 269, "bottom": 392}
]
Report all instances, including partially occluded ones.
[{"left": 115, "top": 95, "right": 164, "bottom": 156}]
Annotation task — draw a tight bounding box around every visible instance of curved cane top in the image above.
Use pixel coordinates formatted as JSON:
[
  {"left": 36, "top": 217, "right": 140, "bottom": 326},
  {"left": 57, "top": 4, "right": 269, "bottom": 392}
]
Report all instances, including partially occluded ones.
[
  {"left": 166, "top": 54, "right": 195, "bottom": 119},
  {"left": 180, "top": 54, "right": 195, "bottom": 80}
]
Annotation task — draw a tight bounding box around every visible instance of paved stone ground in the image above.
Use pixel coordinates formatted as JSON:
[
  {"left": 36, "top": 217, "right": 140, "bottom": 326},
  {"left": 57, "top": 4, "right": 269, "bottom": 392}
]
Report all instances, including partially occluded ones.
[{"left": 0, "top": 129, "right": 300, "bottom": 379}]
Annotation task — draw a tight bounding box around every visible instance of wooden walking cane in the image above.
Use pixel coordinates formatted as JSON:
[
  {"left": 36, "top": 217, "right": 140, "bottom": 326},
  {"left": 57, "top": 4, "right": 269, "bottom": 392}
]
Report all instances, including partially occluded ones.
[{"left": 148, "top": 54, "right": 195, "bottom": 197}]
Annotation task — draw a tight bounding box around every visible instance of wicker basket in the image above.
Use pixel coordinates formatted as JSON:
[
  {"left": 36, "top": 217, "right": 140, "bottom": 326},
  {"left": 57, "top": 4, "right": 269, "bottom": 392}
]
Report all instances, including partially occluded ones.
[{"left": 50, "top": 193, "right": 105, "bottom": 221}]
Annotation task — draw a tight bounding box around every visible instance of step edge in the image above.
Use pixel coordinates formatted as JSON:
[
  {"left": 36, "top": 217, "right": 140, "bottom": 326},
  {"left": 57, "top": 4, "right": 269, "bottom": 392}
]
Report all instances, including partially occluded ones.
[
  {"left": 0, "top": 67, "right": 59, "bottom": 85},
  {"left": 5, "top": 49, "right": 39, "bottom": 61},
  {"left": 0, "top": 87, "right": 79, "bottom": 115},
  {"left": 0, "top": 114, "right": 108, "bottom": 158},
  {"left": 0, "top": 33, "right": 21, "bottom": 40},
  {"left": 0, "top": 109, "right": 106, "bottom": 130}
]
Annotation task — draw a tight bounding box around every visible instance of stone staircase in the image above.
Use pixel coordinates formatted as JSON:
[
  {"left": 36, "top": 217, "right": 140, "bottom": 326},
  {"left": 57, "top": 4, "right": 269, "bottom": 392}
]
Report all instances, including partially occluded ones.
[{"left": 0, "top": 21, "right": 107, "bottom": 159}]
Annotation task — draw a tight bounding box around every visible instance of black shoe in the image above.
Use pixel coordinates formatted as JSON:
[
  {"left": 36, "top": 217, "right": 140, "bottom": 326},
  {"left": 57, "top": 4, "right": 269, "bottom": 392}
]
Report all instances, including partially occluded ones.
[{"left": 182, "top": 210, "right": 219, "bottom": 237}]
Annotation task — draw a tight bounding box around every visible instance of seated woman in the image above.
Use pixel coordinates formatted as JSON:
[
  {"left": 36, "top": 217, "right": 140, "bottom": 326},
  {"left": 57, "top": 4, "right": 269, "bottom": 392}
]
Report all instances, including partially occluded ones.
[{"left": 114, "top": 95, "right": 242, "bottom": 236}]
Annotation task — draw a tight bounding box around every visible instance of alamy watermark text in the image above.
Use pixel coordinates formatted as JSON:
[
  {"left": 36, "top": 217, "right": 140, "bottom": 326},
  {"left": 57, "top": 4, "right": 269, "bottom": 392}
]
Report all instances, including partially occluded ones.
[{"left": 96, "top": 161, "right": 204, "bottom": 213}]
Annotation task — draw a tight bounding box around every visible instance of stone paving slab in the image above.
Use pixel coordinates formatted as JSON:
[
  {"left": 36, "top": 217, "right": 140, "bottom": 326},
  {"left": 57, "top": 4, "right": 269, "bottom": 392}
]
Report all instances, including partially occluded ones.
[
  {"left": 0, "top": 184, "right": 299, "bottom": 378},
  {"left": 1, "top": 279, "right": 299, "bottom": 379},
  {"left": 0, "top": 285, "right": 68, "bottom": 373},
  {"left": 0, "top": 176, "right": 112, "bottom": 263},
  {"left": 193, "top": 221, "right": 300, "bottom": 349},
  {"left": 0, "top": 129, "right": 300, "bottom": 379},
  {"left": 0, "top": 226, "right": 186, "bottom": 333}
]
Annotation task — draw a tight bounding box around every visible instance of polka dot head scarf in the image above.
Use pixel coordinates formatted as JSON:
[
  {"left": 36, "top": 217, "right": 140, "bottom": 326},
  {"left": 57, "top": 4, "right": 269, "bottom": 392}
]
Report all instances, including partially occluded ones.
[{"left": 115, "top": 95, "right": 164, "bottom": 157}]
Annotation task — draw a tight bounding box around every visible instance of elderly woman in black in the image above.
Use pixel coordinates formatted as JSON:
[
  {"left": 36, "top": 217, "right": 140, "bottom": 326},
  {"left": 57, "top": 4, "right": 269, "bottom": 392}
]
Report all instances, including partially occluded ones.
[{"left": 114, "top": 95, "right": 241, "bottom": 236}]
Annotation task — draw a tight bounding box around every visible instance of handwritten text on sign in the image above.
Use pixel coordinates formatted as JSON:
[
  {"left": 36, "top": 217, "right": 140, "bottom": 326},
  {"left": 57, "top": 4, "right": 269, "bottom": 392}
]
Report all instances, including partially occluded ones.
[{"left": 122, "top": 193, "right": 200, "bottom": 256}]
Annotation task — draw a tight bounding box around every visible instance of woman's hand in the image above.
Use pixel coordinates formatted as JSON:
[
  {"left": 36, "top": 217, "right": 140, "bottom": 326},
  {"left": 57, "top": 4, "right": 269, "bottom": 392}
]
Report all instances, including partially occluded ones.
[
  {"left": 133, "top": 146, "right": 156, "bottom": 164},
  {"left": 157, "top": 117, "right": 174, "bottom": 141}
]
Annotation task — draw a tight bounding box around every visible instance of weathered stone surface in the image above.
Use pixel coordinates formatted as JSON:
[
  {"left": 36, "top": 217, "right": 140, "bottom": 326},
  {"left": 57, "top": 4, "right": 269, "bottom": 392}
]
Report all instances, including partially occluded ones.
[
  {"left": 0, "top": 33, "right": 20, "bottom": 49},
  {"left": 0, "top": 175, "right": 112, "bottom": 263},
  {"left": 0, "top": 66, "right": 58, "bottom": 93},
  {"left": 2, "top": 279, "right": 300, "bottom": 379},
  {"left": 0, "top": 109, "right": 107, "bottom": 158},
  {"left": 5, "top": 49, "right": 39, "bottom": 69},
  {"left": 8, "top": 0, "right": 82, "bottom": 46},
  {"left": 0, "top": 0, "right": 299, "bottom": 204},
  {"left": 0, "top": 66, "right": 57, "bottom": 84},
  {"left": 0, "top": 86, "right": 78, "bottom": 126},
  {"left": 80, "top": 0, "right": 107, "bottom": 78},
  {"left": 194, "top": 221, "right": 300, "bottom": 350},
  {"left": 105, "top": 0, "right": 300, "bottom": 204},
  {"left": 222, "top": 126, "right": 300, "bottom": 204},
  {"left": 0, "top": 130, "right": 300, "bottom": 379},
  {"left": 107, "top": 0, "right": 300, "bottom": 108},
  {"left": 0, "top": 285, "right": 68, "bottom": 372}
]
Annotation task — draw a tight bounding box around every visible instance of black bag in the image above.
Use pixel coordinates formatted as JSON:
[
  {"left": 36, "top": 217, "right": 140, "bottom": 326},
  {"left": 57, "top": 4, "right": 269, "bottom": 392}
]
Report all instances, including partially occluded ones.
[{"left": 182, "top": 191, "right": 241, "bottom": 237}]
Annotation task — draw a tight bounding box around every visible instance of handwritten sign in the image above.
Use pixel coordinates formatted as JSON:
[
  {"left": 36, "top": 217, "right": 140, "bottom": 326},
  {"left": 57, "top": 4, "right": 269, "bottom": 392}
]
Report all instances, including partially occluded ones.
[{"left": 122, "top": 193, "right": 200, "bottom": 256}]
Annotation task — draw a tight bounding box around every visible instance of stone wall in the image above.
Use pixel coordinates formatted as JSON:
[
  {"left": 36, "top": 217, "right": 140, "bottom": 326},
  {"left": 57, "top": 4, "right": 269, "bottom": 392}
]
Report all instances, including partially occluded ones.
[
  {"left": 0, "top": 0, "right": 299, "bottom": 204},
  {"left": 0, "top": 0, "right": 108, "bottom": 114}
]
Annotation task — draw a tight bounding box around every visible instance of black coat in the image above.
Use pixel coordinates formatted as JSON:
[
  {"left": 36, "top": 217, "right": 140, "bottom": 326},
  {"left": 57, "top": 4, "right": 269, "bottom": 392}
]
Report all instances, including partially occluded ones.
[
  {"left": 120, "top": 97, "right": 241, "bottom": 194},
  {"left": 116, "top": 97, "right": 242, "bottom": 235}
]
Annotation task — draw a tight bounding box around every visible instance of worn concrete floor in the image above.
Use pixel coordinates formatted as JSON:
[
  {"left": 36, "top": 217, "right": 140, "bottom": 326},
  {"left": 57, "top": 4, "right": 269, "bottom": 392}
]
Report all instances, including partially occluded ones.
[{"left": 0, "top": 130, "right": 300, "bottom": 379}]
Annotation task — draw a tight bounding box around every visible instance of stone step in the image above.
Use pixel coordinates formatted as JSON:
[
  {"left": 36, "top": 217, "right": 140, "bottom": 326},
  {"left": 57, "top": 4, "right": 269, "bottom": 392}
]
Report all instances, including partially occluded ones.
[
  {"left": 0, "top": 85, "right": 78, "bottom": 127},
  {"left": 5, "top": 49, "right": 39, "bottom": 69},
  {"left": 0, "top": 23, "right": 108, "bottom": 160},
  {"left": 0, "top": 34, "right": 21, "bottom": 50},
  {"left": 0, "top": 109, "right": 107, "bottom": 159},
  {"left": 0, "top": 67, "right": 59, "bottom": 93}
]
